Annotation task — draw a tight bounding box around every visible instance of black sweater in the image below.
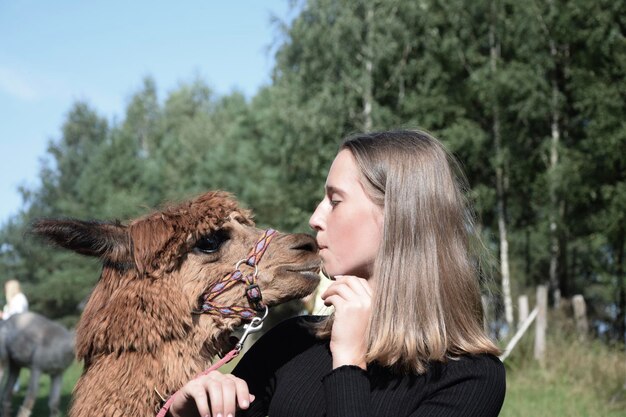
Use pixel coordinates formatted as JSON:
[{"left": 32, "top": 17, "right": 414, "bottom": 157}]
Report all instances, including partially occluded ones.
[{"left": 233, "top": 316, "right": 505, "bottom": 417}]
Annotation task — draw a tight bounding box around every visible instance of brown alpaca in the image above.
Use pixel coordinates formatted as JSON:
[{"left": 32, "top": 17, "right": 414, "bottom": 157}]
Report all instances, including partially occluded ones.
[{"left": 32, "top": 191, "right": 320, "bottom": 417}]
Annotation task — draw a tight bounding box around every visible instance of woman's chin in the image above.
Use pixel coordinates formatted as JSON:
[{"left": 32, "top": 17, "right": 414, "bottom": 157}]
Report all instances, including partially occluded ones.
[{"left": 320, "top": 264, "right": 337, "bottom": 281}]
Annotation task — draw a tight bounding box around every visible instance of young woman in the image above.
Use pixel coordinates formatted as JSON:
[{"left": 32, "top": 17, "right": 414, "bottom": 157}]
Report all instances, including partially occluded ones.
[{"left": 168, "top": 129, "right": 506, "bottom": 417}]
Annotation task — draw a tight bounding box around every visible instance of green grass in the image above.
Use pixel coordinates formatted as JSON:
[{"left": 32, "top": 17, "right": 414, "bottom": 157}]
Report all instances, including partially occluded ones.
[
  {"left": 6, "top": 318, "right": 625, "bottom": 417},
  {"left": 500, "top": 315, "right": 625, "bottom": 417},
  {"left": 7, "top": 361, "right": 82, "bottom": 417},
  {"left": 6, "top": 355, "right": 242, "bottom": 416},
  {"left": 502, "top": 366, "right": 624, "bottom": 417}
]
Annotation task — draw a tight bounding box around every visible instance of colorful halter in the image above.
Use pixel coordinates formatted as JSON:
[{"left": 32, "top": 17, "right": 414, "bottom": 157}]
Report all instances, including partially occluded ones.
[{"left": 193, "top": 229, "right": 277, "bottom": 319}]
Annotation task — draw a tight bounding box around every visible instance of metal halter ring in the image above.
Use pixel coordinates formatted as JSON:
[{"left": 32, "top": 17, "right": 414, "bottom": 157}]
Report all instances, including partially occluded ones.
[
  {"left": 235, "top": 258, "right": 259, "bottom": 277},
  {"left": 235, "top": 305, "right": 269, "bottom": 351}
]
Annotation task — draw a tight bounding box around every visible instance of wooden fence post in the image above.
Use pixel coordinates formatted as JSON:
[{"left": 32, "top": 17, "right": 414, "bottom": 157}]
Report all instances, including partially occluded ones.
[
  {"left": 534, "top": 285, "right": 547, "bottom": 367},
  {"left": 518, "top": 295, "right": 529, "bottom": 327},
  {"left": 499, "top": 307, "right": 538, "bottom": 362},
  {"left": 572, "top": 294, "right": 589, "bottom": 341}
]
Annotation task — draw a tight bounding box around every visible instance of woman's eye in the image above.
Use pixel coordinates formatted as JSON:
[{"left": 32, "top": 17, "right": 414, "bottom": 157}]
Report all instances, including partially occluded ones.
[
  {"left": 195, "top": 231, "right": 229, "bottom": 253},
  {"left": 329, "top": 194, "right": 341, "bottom": 207}
]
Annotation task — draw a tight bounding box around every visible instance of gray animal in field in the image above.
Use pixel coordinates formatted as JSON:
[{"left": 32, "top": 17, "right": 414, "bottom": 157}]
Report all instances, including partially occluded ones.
[{"left": 0, "top": 312, "right": 75, "bottom": 417}]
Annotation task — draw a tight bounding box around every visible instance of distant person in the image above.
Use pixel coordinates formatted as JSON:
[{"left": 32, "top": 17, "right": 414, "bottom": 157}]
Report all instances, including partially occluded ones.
[
  {"left": 2, "top": 279, "right": 29, "bottom": 320},
  {"left": 2, "top": 279, "right": 29, "bottom": 393}
]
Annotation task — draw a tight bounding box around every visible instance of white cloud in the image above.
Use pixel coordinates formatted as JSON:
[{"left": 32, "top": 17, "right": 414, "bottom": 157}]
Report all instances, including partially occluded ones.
[
  {"left": 0, "top": 66, "right": 40, "bottom": 101},
  {"left": 0, "top": 62, "right": 123, "bottom": 118},
  {"left": 0, "top": 62, "right": 79, "bottom": 105}
]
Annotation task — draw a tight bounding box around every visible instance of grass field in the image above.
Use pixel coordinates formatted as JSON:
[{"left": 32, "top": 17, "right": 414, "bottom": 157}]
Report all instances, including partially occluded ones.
[
  {"left": 6, "top": 320, "right": 625, "bottom": 416},
  {"left": 501, "top": 362, "right": 625, "bottom": 417},
  {"left": 499, "top": 317, "right": 625, "bottom": 417},
  {"left": 8, "top": 360, "right": 81, "bottom": 417}
]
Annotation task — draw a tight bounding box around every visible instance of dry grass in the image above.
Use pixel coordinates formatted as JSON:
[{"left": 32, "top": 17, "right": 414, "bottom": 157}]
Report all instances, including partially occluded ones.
[{"left": 500, "top": 310, "right": 625, "bottom": 416}]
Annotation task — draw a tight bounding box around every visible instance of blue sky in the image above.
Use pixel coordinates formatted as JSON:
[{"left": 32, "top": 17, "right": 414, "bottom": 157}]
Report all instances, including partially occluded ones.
[{"left": 0, "top": 0, "right": 294, "bottom": 225}]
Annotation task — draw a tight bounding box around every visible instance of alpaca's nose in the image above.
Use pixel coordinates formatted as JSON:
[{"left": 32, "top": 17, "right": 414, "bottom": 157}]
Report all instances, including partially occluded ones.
[{"left": 291, "top": 234, "right": 318, "bottom": 253}]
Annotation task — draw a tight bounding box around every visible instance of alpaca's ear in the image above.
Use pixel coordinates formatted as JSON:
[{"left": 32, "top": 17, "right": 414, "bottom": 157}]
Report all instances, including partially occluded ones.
[
  {"left": 31, "top": 219, "right": 130, "bottom": 263},
  {"left": 129, "top": 216, "right": 180, "bottom": 277}
]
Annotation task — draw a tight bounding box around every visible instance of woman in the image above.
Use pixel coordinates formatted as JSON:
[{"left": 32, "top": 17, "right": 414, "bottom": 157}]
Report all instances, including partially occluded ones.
[{"left": 168, "top": 130, "right": 506, "bottom": 417}]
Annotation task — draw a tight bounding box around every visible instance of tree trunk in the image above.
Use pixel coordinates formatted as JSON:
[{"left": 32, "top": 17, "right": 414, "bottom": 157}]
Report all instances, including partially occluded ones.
[
  {"left": 525, "top": 228, "right": 531, "bottom": 280},
  {"left": 616, "top": 227, "right": 625, "bottom": 344},
  {"left": 559, "top": 216, "right": 569, "bottom": 297},
  {"left": 490, "top": 1, "right": 514, "bottom": 331},
  {"left": 548, "top": 38, "right": 562, "bottom": 307},
  {"left": 362, "top": 3, "right": 374, "bottom": 132}
]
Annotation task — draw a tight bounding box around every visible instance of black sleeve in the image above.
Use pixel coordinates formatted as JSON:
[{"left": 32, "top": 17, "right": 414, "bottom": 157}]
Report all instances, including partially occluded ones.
[
  {"left": 321, "top": 365, "right": 372, "bottom": 417},
  {"left": 411, "top": 355, "right": 506, "bottom": 417},
  {"left": 233, "top": 316, "right": 318, "bottom": 417}
]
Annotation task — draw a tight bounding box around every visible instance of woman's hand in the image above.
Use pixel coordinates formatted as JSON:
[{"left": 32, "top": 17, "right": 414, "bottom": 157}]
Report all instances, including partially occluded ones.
[
  {"left": 321, "top": 275, "right": 372, "bottom": 370},
  {"left": 168, "top": 371, "right": 254, "bottom": 417}
]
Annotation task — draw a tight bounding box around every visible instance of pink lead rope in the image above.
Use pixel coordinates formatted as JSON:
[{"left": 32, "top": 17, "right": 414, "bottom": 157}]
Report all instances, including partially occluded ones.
[
  {"left": 155, "top": 349, "right": 238, "bottom": 417},
  {"left": 156, "top": 310, "right": 267, "bottom": 417}
]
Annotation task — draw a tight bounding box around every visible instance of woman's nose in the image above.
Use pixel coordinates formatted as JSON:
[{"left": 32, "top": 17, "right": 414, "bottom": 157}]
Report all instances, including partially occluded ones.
[{"left": 309, "top": 201, "right": 325, "bottom": 231}]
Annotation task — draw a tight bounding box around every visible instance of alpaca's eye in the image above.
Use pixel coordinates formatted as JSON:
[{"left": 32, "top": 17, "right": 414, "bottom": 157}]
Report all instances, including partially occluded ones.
[{"left": 195, "top": 231, "right": 229, "bottom": 254}]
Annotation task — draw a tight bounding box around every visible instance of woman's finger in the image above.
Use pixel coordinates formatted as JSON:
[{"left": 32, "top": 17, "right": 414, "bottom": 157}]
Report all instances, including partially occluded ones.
[
  {"left": 322, "top": 294, "right": 352, "bottom": 309},
  {"left": 219, "top": 377, "right": 238, "bottom": 417},
  {"left": 334, "top": 275, "right": 373, "bottom": 297},
  {"left": 206, "top": 378, "right": 224, "bottom": 417},
  {"left": 187, "top": 383, "right": 211, "bottom": 417},
  {"left": 351, "top": 277, "right": 373, "bottom": 297},
  {"left": 322, "top": 283, "right": 355, "bottom": 304},
  {"left": 230, "top": 375, "right": 253, "bottom": 409},
  {"left": 322, "top": 280, "right": 371, "bottom": 308}
]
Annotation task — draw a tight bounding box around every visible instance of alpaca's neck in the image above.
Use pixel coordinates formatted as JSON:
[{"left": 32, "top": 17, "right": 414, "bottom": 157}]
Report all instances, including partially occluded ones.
[
  {"left": 71, "top": 317, "right": 236, "bottom": 417},
  {"left": 71, "top": 271, "right": 244, "bottom": 417}
]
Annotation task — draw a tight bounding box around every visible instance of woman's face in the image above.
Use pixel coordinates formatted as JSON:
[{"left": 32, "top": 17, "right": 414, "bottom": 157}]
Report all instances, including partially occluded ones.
[{"left": 309, "top": 150, "right": 384, "bottom": 279}]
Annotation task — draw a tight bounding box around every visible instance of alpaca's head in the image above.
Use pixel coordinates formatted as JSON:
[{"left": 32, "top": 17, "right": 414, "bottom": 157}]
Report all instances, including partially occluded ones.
[{"left": 31, "top": 191, "right": 320, "bottom": 360}]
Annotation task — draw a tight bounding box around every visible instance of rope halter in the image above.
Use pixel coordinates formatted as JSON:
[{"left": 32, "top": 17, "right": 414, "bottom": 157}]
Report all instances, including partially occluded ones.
[{"left": 193, "top": 228, "right": 277, "bottom": 320}]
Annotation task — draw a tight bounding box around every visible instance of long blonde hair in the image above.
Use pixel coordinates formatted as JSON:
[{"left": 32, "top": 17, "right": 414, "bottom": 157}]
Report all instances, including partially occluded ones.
[
  {"left": 5, "top": 279, "right": 22, "bottom": 303},
  {"left": 318, "top": 129, "right": 499, "bottom": 374}
]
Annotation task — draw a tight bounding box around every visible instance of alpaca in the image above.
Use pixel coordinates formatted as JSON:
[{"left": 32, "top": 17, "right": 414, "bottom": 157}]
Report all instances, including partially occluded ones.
[
  {"left": 32, "top": 191, "right": 320, "bottom": 417},
  {"left": 0, "top": 312, "right": 75, "bottom": 417}
]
